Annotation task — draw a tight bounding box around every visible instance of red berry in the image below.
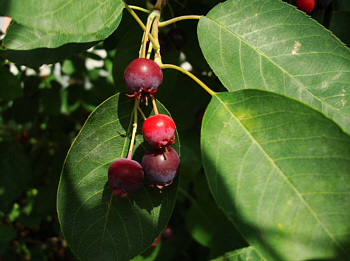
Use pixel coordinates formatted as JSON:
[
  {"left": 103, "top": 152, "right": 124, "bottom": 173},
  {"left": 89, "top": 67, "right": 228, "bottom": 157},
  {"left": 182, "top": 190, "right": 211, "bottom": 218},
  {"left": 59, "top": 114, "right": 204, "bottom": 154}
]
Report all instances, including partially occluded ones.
[
  {"left": 142, "top": 114, "right": 176, "bottom": 148},
  {"left": 123, "top": 58, "right": 163, "bottom": 102},
  {"left": 142, "top": 147, "right": 180, "bottom": 189},
  {"left": 151, "top": 236, "right": 161, "bottom": 247},
  {"left": 108, "top": 158, "right": 144, "bottom": 198},
  {"left": 296, "top": 0, "right": 315, "bottom": 13}
]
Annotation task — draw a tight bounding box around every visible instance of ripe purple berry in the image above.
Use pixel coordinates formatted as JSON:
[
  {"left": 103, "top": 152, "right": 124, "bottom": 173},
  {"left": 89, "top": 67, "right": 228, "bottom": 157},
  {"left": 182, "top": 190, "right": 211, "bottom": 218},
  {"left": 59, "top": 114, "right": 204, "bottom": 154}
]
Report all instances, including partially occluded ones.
[
  {"left": 142, "top": 147, "right": 180, "bottom": 189},
  {"left": 108, "top": 158, "right": 144, "bottom": 198},
  {"left": 142, "top": 114, "right": 176, "bottom": 148},
  {"left": 123, "top": 58, "right": 163, "bottom": 102}
]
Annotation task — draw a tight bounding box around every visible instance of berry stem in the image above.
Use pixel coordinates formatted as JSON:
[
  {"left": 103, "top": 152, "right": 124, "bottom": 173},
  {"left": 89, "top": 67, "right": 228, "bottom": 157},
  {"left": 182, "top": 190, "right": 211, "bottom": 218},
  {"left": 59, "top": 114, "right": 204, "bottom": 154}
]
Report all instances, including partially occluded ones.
[
  {"left": 141, "top": 11, "right": 160, "bottom": 58},
  {"left": 124, "top": 3, "right": 160, "bottom": 50},
  {"left": 127, "top": 98, "right": 140, "bottom": 160},
  {"left": 141, "top": 15, "right": 153, "bottom": 58},
  {"left": 128, "top": 5, "right": 151, "bottom": 14},
  {"left": 158, "top": 15, "right": 202, "bottom": 27},
  {"left": 151, "top": 13, "right": 162, "bottom": 65},
  {"left": 154, "top": 0, "right": 163, "bottom": 10},
  {"left": 138, "top": 107, "right": 147, "bottom": 121},
  {"left": 160, "top": 64, "right": 215, "bottom": 96},
  {"left": 151, "top": 96, "right": 159, "bottom": 115}
]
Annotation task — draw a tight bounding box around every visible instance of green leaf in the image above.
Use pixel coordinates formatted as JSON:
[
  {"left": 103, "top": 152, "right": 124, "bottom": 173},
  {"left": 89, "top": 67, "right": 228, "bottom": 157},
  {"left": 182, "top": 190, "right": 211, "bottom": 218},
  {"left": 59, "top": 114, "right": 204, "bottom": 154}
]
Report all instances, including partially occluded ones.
[
  {"left": 1, "top": 21, "right": 97, "bottom": 67},
  {"left": 185, "top": 199, "right": 225, "bottom": 247},
  {"left": 201, "top": 90, "right": 350, "bottom": 260},
  {"left": 0, "top": 66, "right": 22, "bottom": 101},
  {"left": 209, "top": 218, "right": 247, "bottom": 259},
  {"left": 57, "top": 93, "right": 180, "bottom": 261},
  {"left": 0, "top": 225, "right": 17, "bottom": 255},
  {"left": 0, "top": 142, "right": 31, "bottom": 214},
  {"left": 198, "top": 0, "right": 350, "bottom": 134},
  {"left": 212, "top": 246, "right": 265, "bottom": 261},
  {"left": 0, "top": 0, "right": 124, "bottom": 41}
]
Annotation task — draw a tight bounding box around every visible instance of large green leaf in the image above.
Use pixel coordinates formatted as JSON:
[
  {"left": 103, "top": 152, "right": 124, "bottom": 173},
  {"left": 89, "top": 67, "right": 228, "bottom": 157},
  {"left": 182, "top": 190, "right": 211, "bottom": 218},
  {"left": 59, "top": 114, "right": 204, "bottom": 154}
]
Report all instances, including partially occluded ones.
[
  {"left": 212, "top": 246, "right": 265, "bottom": 261},
  {"left": 198, "top": 0, "right": 350, "bottom": 134},
  {"left": 0, "top": 142, "right": 31, "bottom": 214},
  {"left": 57, "top": 94, "right": 180, "bottom": 261},
  {"left": 1, "top": 21, "right": 98, "bottom": 66},
  {"left": 0, "top": 0, "right": 124, "bottom": 41},
  {"left": 201, "top": 90, "right": 350, "bottom": 260}
]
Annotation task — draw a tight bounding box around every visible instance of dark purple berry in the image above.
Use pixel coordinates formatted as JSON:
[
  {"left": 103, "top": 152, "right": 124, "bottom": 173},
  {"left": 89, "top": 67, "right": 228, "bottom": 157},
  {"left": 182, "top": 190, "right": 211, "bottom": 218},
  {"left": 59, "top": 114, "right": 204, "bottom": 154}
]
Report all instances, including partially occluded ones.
[
  {"left": 162, "top": 225, "right": 174, "bottom": 241},
  {"left": 168, "top": 28, "right": 187, "bottom": 50},
  {"left": 123, "top": 58, "right": 163, "bottom": 102},
  {"left": 142, "top": 147, "right": 180, "bottom": 189},
  {"left": 108, "top": 158, "right": 144, "bottom": 198},
  {"left": 142, "top": 114, "right": 176, "bottom": 148}
]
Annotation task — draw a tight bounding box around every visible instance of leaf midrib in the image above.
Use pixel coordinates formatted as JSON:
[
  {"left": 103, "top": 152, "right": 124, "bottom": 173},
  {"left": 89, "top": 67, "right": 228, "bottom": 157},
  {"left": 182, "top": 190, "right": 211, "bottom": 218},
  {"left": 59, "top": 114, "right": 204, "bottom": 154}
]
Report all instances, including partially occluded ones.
[{"left": 215, "top": 93, "right": 347, "bottom": 256}]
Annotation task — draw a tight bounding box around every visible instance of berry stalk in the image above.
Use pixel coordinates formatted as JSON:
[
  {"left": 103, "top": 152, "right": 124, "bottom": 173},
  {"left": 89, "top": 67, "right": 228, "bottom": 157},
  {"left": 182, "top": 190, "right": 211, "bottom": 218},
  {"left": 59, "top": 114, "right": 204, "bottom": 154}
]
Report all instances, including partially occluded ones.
[
  {"left": 151, "top": 96, "right": 159, "bottom": 115},
  {"left": 127, "top": 98, "right": 140, "bottom": 160},
  {"left": 124, "top": 2, "right": 160, "bottom": 50},
  {"left": 158, "top": 15, "right": 201, "bottom": 27},
  {"left": 141, "top": 11, "right": 159, "bottom": 58},
  {"left": 160, "top": 64, "right": 215, "bottom": 96}
]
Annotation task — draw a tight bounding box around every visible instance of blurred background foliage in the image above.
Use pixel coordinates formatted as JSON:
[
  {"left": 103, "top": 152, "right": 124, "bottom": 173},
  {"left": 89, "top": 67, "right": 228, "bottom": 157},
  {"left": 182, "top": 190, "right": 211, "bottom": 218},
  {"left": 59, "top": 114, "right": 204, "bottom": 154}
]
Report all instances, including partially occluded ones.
[{"left": 0, "top": 0, "right": 349, "bottom": 260}]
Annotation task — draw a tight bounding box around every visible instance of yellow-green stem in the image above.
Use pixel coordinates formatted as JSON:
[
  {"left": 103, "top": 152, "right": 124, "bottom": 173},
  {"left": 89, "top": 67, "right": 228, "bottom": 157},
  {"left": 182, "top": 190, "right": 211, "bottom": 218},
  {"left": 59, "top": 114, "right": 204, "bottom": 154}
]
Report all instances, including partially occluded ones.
[
  {"left": 142, "top": 15, "right": 154, "bottom": 58},
  {"left": 124, "top": 3, "right": 160, "bottom": 50},
  {"left": 128, "top": 5, "right": 151, "bottom": 14},
  {"left": 160, "top": 64, "right": 215, "bottom": 96},
  {"left": 151, "top": 96, "right": 159, "bottom": 115},
  {"left": 138, "top": 107, "right": 147, "bottom": 120},
  {"left": 158, "top": 15, "right": 201, "bottom": 27},
  {"left": 127, "top": 99, "right": 140, "bottom": 160}
]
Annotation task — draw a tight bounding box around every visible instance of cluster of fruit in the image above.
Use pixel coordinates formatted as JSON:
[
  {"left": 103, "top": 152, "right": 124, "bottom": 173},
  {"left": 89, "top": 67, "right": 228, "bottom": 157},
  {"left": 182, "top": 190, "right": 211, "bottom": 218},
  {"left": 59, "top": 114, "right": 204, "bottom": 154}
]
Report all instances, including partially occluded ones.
[
  {"left": 108, "top": 58, "right": 180, "bottom": 198},
  {"left": 296, "top": 0, "right": 331, "bottom": 13}
]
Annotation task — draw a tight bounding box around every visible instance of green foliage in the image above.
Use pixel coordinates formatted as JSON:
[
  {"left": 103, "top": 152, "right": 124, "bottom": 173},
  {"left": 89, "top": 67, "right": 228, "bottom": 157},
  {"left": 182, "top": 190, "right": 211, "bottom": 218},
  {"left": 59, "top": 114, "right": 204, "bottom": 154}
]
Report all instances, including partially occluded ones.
[
  {"left": 202, "top": 90, "right": 350, "bottom": 260},
  {"left": 1, "top": 0, "right": 350, "bottom": 260},
  {"left": 198, "top": 0, "right": 350, "bottom": 134},
  {"left": 57, "top": 94, "right": 179, "bottom": 261}
]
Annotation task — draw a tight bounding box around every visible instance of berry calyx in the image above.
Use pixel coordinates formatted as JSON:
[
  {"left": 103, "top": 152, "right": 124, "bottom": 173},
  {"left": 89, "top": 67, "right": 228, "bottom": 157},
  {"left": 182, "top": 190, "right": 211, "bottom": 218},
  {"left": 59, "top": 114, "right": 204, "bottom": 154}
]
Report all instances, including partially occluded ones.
[
  {"left": 296, "top": 0, "right": 315, "bottom": 13},
  {"left": 142, "top": 147, "right": 180, "bottom": 189},
  {"left": 142, "top": 114, "right": 176, "bottom": 148},
  {"left": 108, "top": 158, "right": 144, "bottom": 198},
  {"left": 123, "top": 58, "right": 163, "bottom": 103}
]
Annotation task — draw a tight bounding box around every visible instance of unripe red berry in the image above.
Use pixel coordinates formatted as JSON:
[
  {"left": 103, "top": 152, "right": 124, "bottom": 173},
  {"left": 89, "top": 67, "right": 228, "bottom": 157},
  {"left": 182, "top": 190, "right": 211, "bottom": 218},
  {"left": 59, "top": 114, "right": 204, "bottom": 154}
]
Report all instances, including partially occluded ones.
[
  {"left": 142, "top": 114, "right": 176, "bottom": 148},
  {"left": 296, "top": 0, "right": 315, "bottom": 13}
]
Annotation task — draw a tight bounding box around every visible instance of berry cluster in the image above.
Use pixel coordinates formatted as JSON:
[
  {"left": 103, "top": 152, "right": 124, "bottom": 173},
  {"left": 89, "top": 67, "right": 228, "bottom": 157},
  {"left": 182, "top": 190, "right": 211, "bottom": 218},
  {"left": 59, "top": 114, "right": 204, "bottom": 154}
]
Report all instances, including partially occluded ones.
[{"left": 108, "top": 58, "right": 180, "bottom": 198}]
